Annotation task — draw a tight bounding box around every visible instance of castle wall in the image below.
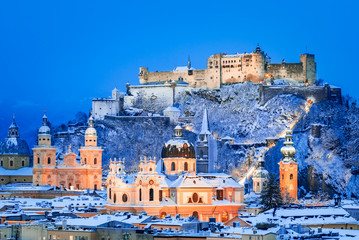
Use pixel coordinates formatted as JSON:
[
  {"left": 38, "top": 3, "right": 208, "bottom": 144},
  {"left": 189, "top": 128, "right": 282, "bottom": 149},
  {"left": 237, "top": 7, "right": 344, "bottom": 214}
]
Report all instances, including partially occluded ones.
[
  {"left": 92, "top": 99, "right": 122, "bottom": 120},
  {"left": 259, "top": 84, "right": 342, "bottom": 105},
  {"left": 126, "top": 84, "right": 191, "bottom": 112},
  {"left": 139, "top": 51, "right": 316, "bottom": 89},
  {"left": 266, "top": 63, "right": 305, "bottom": 82}
]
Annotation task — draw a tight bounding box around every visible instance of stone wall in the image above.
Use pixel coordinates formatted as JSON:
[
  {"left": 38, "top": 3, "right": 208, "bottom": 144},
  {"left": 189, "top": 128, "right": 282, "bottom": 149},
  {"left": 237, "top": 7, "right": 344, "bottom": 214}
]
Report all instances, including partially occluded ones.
[
  {"left": 0, "top": 155, "right": 30, "bottom": 169},
  {"left": 125, "top": 83, "right": 191, "bottom": 113},
  {"left": 259, "top": 84, "right": 342, "bottom": 105}
]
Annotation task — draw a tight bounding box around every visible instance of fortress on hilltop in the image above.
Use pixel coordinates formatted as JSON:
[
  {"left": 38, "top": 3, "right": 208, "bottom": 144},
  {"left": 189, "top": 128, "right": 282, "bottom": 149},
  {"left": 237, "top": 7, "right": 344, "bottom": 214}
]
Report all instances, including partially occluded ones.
[{"left": 139, "top": 45, "right": 317, "bottom": 89}]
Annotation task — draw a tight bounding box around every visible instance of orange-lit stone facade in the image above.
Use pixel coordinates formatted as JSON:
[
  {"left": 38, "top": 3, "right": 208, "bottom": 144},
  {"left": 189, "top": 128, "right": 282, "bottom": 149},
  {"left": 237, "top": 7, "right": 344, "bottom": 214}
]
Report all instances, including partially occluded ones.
[
  {"left": 106, "top": 126, "right": 245, "bottom": 222},
  {"left": 279, "top": 161, "right": 298, "bottom": 201},
  {"left": 32, "top": 115, "right": 103, "bottom": 190}
]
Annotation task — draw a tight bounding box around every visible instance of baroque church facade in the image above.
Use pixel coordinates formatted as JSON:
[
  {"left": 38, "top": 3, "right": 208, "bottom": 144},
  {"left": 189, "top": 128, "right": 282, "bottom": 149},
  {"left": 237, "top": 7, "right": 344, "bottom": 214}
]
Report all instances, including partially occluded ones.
[
  {"left": 106, "top": 113, "right": 244, "bottom": 222},
  {"left": 32, "top": 114, "right": 103, "bottom": 190}
]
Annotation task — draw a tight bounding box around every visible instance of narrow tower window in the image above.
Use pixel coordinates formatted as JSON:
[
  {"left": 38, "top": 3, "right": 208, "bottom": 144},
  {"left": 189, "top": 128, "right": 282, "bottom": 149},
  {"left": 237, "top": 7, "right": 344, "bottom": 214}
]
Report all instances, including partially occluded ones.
[
  {"left": 171, "top": 162, "right": 176, "bottom": 171},
  {"left": 290, "top": 174, "right": 293, "bottom": 180},
  {"left": 94, "top": 158, "right": 97, "bottom": 165},
  {"left": 184, "top": 162, "right": 188, "bottom": 171},
  {"left": 48, "top": 157, "right": 51, "bottom": 164},
  {"left": 139, "top": 188, "right": 142, "bottom": 201},
  {"left": 149, "top": 188, "right": 154, "bottom": 201}
]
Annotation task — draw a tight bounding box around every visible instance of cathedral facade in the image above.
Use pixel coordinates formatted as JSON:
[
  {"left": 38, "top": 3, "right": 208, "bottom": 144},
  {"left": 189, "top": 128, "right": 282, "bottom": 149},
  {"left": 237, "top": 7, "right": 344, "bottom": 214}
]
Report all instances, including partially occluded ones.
[
  {"left": 106, "top": 124, "right": 244, "bottom": 222},
  {"left": 32, "top": 114, "right": 103, "bottom": 190}
]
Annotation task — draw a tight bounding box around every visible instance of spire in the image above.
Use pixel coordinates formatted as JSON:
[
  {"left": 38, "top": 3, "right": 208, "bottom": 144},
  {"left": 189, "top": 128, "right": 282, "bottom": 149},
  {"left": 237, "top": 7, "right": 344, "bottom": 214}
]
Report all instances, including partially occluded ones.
[
  {"left": 42, "top": 110, "right": 48, "bottom": 126},
  {"left": 187, "top": 55, "right": 191, "bottom": 69},
  {"left": 255, "top": 43, "right": 261, "bottom": 52},
  {"left": 200, "top": 107, "right": 211, "bottom": 135},
  {"left": 8, "top": 114, "right": 19, "bottom": 138},
  {"left": 88, "top": 114, "right": 94, "bottom": 128},
  {"left": 280, "top": 126, "right": 297, "bottom": 162}
]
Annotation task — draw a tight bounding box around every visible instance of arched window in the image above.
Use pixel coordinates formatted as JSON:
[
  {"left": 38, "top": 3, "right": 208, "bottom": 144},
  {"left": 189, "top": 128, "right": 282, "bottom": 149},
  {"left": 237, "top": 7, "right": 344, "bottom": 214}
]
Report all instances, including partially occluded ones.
[
  {"left": 122, "top": 194, "right": 128, "bottom": 203},
  {"left": 222, "top": 211, "right": 229, "bottom": 222},
  {"left": 94, "top": 158, "right": 97, "bottom": 165},
  {"left": 192, "top": 211, "right": 199, "bottom": 219},
  {"left": 109, "top": 188, "right": 112, "bottom": 199},
  {"left": 37, "top": 157, "right": 40, "bottom": 164},
  {"left": 171, "top": 162, "right": 176, "bottom": 171},
  {"left": 22, "top": 161, "right": 25, "bottom": 167},
  {"left": 282, "top": 174, "right": 284, "bottom": 180},
  {"left": 192, "top": 193, "right": 199, "bottom": 203},
  {"left": 47, "top": 157, "right": 51, "bottom": 164},
  {"left": 114, "top": 193, "right": 117, "bottom": 203},
  {"left": 290, "top": 174, "right": 293, "bottom": 180},
  {"left": 184, "top": 162, "right": 188, "bottom": 171},
  {"left": 139, "top": 189, "right": 142, "bottom": 201},
  {"left": 257, "top": 182, "right": 259, "bottom": 186},
  {"left": 84, "top": 158, "right": 87, "bottom": 165},
  {"left": 149, "top": 188, "right": 154, "bottom": 201},
  {"left": 10, "top": 160, "right": 13, "bottom": 167}
]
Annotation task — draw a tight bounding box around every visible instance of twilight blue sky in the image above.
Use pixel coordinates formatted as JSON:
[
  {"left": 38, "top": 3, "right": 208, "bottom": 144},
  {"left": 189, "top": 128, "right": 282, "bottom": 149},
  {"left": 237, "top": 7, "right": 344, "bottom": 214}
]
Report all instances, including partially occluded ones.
[{"left": 0, "top": 0, "right": 358, "bottom": 142}]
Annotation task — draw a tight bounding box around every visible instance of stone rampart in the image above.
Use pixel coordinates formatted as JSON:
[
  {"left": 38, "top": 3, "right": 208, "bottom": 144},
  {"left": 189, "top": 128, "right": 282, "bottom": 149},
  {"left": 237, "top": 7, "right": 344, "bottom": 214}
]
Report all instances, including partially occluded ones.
[{"left": 259, "top": 84, "right": 342, "bottom": 105}]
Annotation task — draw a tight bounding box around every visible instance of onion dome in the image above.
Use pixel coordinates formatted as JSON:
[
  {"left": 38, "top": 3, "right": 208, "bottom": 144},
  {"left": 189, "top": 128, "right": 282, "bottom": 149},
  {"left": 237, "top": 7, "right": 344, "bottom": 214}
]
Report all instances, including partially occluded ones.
[
  {"left": 253, "top": 155, "right": 269, "bottom": 179},
  {"left": 280, "top": 127, "right": 296, "bottom": 162},
  {"left": 38, "top": 112, "right": 51, "bottom": 135},
  {"left": 85, "top": 115, "right": 97, "bottom": 136},
  {"left": 0, "top": 116, "right": 30, "bottom": 155},
  {"left": 161, "top": 125, "right": 195, "bottom": 158}
]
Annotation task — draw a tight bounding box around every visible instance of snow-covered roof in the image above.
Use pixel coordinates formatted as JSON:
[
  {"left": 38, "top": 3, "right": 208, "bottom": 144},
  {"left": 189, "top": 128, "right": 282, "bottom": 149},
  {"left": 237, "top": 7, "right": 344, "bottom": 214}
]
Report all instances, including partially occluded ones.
[
  {"left": 173, "top": 66, "right": 195, "bottom": 71},
  {"left": 0, "top": 137, "right": 30, "bottom": 155},
  {"left": 164, "top": 106, "right": 180, "bottom": 112},
  {"left": 0, "top": 167, "right": 33, "bottom": 176},
  {"left": 239, "top": 207, "right": 358, "bottom": 226}
]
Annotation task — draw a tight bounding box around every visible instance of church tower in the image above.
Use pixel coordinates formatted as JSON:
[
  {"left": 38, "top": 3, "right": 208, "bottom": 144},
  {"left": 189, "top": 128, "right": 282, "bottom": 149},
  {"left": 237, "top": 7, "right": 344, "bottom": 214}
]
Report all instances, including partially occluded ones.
[
  {"left": 196, "top": 108, "right": 218, "bottom": 173},
  {"left": 279, "top": 127, "right": 298, "bottom": 201},
  {"left": 78, "top": 115, "right": 103, "bottom": 190},
  {"left": 32, "top": 112, "right": 57, "bottom": 186},
  {"left": 252, "top": 154, "right": 269, "bottom": 194}
]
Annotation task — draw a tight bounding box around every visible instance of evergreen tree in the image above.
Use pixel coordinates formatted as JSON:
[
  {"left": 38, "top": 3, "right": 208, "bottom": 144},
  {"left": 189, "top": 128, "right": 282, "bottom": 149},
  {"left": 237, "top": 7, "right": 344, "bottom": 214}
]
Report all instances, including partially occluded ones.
[{"left": 259, "top": 173, "right": 283, "bottom": 211}]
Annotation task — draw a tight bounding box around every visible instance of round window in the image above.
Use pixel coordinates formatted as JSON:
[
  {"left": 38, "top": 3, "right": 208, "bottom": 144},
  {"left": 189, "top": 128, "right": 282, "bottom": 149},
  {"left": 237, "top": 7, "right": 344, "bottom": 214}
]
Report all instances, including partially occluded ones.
[{"left": 192, "top": 193, "right": 199, "bottom": 203}]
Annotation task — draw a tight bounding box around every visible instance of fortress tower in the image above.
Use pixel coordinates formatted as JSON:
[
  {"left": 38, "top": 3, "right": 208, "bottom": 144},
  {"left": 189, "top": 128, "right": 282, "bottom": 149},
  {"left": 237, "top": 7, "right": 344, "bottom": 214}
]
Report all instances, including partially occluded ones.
[{"left": 279, "top": 127, "right": 298, "bottom": 201}]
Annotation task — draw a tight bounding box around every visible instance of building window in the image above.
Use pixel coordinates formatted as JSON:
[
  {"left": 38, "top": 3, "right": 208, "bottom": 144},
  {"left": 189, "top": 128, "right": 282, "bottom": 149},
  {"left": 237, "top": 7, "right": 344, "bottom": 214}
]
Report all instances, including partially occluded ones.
[
  {"left": 113, "top": 193, "right": 117, "bottom": 203},
  {"left": 290, "top": 174, "right": 293, "bottom": 180},
  {"left": 94, "top": 158, "right": 97, "bottom": 165},
  {"left": 192, "top": 211, "right": 199, "bottom": 219},
  {"left": 282, "top": 174, "right": 284, "bottom": 180},
  {"left": 171, "top": 162, "right": 175, "bottom": 171},
  {"left": 22, "top": 161, "right": 25, "bottom": 167},
  {"left": 48, "top": 157, "right": 51, "bottom": 164},
  {"left": 184, "top": 162, "right": 188, "bottom": 171},
  {"left": 84, "top": 158, "right": 87, "bottom": 165},
  {"left": 192, "top": 193, "right": 199, "bottom": 203},
  {"left": 10, "top": 161, "right": 13, "bottom": 167},
  {"left": 0, "top": 161, "right": 2, "bottom": 166},
  {"left": 37, "top": 157, "right": 40, "bottom": 164},
  {"left": 139, "top": 188, "right": 142, "bottom": 201},
  {"left": 216, "top": 190, "right": 223, "bottom": 200},
  {"left": 149, "top": 188, "right": 154, "bottom": 201},
  {"left": 122, "top": 193, "right": 128, "bottom": 203},
  {"left": 94, "top": 184, "right": 97, "bottom": 190}
]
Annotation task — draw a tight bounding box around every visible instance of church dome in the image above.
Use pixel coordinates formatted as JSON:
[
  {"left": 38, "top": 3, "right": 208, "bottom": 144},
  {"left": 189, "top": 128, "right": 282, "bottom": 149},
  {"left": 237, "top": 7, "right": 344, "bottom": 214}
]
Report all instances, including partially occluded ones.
[
  {"left": 85, "top": 127, "right": 97, "bottom": 136},
  {"left": 38, "top": 125, "right": 51, "bottom": 135},
  {"left": 161, "top": 125, "right": 195, "bottom": 159},
  {"left": 0, "top": 137, "right": 30, "bottom": 156}
]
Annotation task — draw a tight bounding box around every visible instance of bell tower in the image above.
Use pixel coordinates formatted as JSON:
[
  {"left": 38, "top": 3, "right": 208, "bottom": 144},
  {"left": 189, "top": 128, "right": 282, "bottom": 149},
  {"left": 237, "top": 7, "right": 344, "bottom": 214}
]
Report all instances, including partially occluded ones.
[
  {"left": 32, "top": 112, "right": 57, "bottom": 186},
  {"left": 279, "top": 127, "right": 298, "bottom": 201},
  {"left": 252, "top": 153, "right": 269, "bottom": 194}
]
